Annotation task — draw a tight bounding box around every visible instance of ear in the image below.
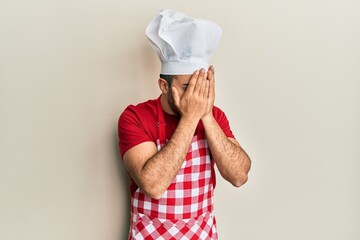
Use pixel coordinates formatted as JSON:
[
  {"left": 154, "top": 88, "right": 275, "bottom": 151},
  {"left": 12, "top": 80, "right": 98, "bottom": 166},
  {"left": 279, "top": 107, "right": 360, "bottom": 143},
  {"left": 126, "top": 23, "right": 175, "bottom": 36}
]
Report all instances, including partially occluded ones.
[{"left": 158, "top": 78, "right": 169, "bottom": 94}]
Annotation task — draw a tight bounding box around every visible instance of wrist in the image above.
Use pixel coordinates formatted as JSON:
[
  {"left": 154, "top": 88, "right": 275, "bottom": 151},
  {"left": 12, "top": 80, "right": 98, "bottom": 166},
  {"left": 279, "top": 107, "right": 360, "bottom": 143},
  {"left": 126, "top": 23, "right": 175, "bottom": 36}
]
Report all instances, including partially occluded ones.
[
  {"left": 201, "top": 112, "right": 215, "bottom": 123},
  {"left": 180, "top": 115, "right": 200, "bottom": 127}
]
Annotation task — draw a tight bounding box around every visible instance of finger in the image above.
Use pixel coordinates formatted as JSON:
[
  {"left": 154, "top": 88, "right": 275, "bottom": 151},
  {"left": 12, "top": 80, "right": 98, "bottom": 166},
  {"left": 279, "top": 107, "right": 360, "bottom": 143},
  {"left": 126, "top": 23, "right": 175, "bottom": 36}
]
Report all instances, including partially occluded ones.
[
  {"left": 172, "top": 87, "right": 180, "bottom": 107},
  {"left": 204, "top": 78, "right": 210, "bottom": 98},
  {"left": 207, "top": 68, "right": 213, "bottom": 82},
  {"left": 184, "top": 70, "right": 199, "bottom": 95},
  {"left": 208, "top": 70, "right": 215, "bottom": 98},
  {"left": 193, "top": 68, "right": 205, "bottom": 94},
  {"left": 198, "top": 71, "right": 208, "bottom": 96},
  {"left": 207, "top": 65, "right": 214, "bottom": 80},
  {"left": 208, "top": 65, "right": 215, "bottom": 76}
]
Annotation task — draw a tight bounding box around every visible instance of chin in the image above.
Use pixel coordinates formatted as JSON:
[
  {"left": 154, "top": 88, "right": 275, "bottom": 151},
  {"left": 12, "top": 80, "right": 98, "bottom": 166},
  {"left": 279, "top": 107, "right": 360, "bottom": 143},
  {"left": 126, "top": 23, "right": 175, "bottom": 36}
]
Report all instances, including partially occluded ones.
[
  {"left": 168, "top": 100, "right": 181, "bottom": 116},
  {"left": 170, "top": 105, "right": 181, "bottom": 116}
]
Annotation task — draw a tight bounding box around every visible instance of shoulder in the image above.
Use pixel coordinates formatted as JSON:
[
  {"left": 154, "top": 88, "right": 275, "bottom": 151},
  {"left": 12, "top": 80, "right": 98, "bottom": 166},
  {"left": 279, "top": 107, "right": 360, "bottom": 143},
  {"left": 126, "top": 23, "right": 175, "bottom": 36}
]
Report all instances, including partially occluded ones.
[
  {"left": 212, "top": 105, "right": 224, "bottom": 113},
  {"left": 212, "top": 105, "right": 235, "bottom": 138},
  {"left": 121, "top": 98, "right": 157, "bottom": 116},
  {"left": 119, "top": 99, "right": 157, "bottom": 125},
  {"left": 212, "top": 105, "right": 228, "bottom": 120},
  {"left": 117, "top": 98, "right": 158, "bottom": 157}
]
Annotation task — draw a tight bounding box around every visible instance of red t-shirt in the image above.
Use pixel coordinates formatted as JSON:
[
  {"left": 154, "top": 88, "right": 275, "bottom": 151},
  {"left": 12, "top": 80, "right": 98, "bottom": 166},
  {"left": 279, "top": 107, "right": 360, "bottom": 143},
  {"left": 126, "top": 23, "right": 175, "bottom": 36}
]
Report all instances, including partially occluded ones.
[{"left": 118, "top": 97, "right": 235, "bottom": 157}]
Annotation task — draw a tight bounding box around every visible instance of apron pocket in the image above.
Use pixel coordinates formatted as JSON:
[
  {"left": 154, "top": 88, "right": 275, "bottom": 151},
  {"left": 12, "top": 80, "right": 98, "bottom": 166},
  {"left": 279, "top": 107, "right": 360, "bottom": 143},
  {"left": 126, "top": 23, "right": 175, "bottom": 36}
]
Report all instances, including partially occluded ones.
[{"left": 130, "top": 212, "right": 218, "bottom": 240}]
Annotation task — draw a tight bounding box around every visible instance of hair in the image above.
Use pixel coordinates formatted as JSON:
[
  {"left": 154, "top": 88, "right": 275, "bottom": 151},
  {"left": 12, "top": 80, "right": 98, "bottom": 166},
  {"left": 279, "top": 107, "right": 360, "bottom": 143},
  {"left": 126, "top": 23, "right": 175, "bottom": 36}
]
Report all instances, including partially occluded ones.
[
  {"left": 160, "top": 74, "right": 175, "bottom": 104},
  {"left": 160, "top": 74, "right": 173, "bottom": 87}
]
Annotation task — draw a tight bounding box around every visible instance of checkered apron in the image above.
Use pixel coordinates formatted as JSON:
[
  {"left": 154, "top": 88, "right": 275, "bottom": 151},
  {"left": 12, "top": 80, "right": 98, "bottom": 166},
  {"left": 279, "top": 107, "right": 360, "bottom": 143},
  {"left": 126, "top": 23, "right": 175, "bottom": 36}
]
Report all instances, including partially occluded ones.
[{"left": 128, "top": 97, "right": 218, "bottom": 240}]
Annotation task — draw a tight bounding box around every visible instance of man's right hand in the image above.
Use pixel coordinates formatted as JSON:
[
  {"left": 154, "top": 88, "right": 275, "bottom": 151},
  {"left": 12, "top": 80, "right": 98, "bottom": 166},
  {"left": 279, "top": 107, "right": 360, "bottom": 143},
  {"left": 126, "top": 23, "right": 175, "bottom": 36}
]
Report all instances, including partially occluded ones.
[{"left": 172, "top": 68, "right": 209, "bottom": 122}]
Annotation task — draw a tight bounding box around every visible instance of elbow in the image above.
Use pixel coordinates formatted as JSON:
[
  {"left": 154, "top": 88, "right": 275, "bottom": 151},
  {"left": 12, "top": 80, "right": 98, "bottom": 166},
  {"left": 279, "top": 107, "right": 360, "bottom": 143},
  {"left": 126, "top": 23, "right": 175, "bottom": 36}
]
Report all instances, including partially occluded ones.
[
  {"left": 145, "top": 191, "right": 163, "bottom": 200},
  {"left": 141, "top": 182, "right": 165, "bottom": 200},
  {"left": 137, "top": 169, "right": 168, "bottom": 199},
  {"left": 220, "top": 168, "right": 249, "bottom": 188},
  {"left": 231, "top": 173, "right": 249, "bottom": 188},
  {"left": 233, "top": 158, "right": 251, "bottom": 187}
]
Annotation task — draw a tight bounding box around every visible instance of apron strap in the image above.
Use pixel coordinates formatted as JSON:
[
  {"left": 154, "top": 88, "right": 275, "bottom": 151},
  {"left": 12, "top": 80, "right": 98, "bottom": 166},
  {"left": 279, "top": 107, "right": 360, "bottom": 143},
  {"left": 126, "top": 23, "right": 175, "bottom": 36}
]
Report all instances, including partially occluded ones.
[{"left": 156, "top": 96, "right": 166, "bottom": 144}]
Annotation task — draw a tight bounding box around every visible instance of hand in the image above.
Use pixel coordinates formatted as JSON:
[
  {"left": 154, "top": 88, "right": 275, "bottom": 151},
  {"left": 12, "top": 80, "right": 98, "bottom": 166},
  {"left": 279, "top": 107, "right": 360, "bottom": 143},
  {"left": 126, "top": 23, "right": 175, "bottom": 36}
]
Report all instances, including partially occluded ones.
[
  {"left": 172, "top": 68, "right": 209, "bottom": 121},
  {"left": 202, "top": 65, "right": 215, "bottom": 120}
]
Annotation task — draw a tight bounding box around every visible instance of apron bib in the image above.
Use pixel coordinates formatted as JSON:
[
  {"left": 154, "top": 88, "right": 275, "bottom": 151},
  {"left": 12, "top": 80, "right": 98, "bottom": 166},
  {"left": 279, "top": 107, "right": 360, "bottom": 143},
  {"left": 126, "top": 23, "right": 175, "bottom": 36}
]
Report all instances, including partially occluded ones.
[{"left": 128, "top": 97, "right": 218, "bottom": 240}]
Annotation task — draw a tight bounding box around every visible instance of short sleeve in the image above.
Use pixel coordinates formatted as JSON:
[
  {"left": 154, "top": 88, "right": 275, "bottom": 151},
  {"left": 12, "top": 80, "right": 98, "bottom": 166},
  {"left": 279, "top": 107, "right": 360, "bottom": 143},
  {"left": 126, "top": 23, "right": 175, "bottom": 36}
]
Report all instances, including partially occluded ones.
[
  {"left": 118, "top": 107, "right": 153, "bottom": 157},
  {"left": 213, "top": 106, "right": 235, "bottom": 139}
]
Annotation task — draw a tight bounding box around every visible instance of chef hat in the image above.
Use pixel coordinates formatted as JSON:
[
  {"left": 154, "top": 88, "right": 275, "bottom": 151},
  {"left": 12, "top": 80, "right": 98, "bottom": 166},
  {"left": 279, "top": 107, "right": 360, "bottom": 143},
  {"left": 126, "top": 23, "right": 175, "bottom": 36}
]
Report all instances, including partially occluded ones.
[{"left": 146, "top": 9, "right": 222, "bottom": 75}]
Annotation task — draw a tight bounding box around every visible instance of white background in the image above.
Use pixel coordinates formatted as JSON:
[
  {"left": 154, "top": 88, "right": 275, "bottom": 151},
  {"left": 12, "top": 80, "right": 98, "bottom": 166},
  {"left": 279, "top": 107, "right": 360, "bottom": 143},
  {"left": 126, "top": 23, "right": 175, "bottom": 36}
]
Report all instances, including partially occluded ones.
[{"left": 1, "top": 0, "right": 359, "bottom": 239}]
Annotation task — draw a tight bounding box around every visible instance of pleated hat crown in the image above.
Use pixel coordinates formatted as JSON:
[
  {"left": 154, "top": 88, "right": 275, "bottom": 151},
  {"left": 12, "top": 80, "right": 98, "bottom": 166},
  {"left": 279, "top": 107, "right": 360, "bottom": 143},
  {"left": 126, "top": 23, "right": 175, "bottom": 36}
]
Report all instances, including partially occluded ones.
[{"left": 146, "top": 9, "right": 222, "bottom": 75}]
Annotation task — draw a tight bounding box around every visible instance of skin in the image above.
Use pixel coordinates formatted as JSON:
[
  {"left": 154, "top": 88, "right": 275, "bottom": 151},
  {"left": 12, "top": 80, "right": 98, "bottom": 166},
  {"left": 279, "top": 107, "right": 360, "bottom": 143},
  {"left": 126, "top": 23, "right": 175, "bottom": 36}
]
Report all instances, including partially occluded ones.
[{"left": 123, "top": 66, "right": 251, "bottom": 199}]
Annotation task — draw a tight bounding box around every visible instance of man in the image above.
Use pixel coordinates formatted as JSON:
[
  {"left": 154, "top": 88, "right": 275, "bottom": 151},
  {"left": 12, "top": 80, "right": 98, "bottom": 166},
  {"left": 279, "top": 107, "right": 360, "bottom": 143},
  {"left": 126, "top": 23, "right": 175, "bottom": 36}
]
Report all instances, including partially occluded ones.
[{"left": 118, "top": 9, "right": 251, "bottom": 240}]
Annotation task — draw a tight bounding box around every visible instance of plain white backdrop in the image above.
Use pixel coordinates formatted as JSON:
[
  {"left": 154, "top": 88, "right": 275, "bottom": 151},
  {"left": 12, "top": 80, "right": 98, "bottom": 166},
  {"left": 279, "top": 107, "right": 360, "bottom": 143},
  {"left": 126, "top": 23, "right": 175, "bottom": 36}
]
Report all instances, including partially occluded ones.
[{"left": 1, "top": 0, "right": 359, "bottom": 239}]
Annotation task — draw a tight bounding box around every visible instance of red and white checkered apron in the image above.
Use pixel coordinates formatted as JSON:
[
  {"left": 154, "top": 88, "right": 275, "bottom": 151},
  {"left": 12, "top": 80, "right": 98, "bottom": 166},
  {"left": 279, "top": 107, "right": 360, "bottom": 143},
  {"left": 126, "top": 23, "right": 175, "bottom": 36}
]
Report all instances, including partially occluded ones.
[{"left": 128, "top": 97, "right": 218, "bottom": 240}]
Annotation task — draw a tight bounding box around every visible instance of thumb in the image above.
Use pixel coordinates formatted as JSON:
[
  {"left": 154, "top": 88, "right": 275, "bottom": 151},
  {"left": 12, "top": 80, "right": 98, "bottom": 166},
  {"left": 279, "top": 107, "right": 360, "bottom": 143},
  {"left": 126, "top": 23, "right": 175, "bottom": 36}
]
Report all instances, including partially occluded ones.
[{"left": 172, "top": 87, "right": 180, "bottom": 107}]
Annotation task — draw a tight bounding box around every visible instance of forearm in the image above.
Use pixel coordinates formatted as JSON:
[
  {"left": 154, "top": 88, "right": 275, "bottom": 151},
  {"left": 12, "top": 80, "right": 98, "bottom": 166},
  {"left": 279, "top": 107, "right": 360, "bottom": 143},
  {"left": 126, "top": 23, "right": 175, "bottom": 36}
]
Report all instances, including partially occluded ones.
[
  {"left": 141, "top": 117, "right": 198, "bottom": 198},
  {"left": 202, "top": 115, "right": 251, "bottom": 187}
]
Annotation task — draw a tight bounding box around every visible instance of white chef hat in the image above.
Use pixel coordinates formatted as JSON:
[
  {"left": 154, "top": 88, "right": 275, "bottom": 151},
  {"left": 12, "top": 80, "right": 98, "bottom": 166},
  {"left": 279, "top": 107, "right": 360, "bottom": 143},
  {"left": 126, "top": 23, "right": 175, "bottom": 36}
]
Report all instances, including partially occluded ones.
[{"left": 146, "top": 9, "right": 222, "bottom": 75}]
